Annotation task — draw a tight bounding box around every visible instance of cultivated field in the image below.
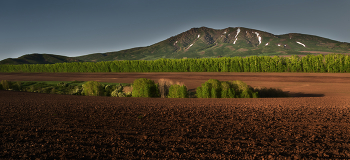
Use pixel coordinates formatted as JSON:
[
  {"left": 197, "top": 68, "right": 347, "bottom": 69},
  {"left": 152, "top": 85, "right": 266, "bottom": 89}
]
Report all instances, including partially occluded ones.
[
  {"left": 2, "top": 72, "right": 350, "bottom": 96},
  {"left": 1, "top": 72, "right": 350, "bottom": 159}
]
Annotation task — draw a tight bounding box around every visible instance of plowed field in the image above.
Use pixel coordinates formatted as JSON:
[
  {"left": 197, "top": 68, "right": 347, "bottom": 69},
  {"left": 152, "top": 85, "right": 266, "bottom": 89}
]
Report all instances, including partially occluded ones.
[{"left": 1, "top": 72, "right": 350, "bottom": 159}]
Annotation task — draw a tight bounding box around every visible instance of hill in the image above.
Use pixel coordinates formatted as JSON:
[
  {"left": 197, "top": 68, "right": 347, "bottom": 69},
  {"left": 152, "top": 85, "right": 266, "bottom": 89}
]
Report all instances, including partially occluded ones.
[
  {"left": 2, "top": 27, "right": 350, "bottom": 64},
  {"left": 0, "top": 53, "right": 82, "bottom": 65},
  {"left": 76, "top": 27, "right": 350, "bottom": 61}
]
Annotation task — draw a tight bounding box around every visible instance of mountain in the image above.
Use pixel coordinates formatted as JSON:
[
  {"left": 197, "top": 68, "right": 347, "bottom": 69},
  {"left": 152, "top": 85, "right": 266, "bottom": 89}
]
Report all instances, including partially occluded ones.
[
  {"left": 2, "top": 27, "right": 350, "bottom": 64},
  {"left": 76, "top": 27, "right": 350, "bottom": 61},
  {"left": 0, "top": 53, "right": 82, "bottom": 65}
]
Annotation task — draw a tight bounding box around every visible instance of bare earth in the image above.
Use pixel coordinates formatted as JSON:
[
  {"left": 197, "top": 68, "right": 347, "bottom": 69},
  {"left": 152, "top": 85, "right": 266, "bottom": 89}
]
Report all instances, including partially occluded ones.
[
  {"left": 2, "top": 72, "right": 350, "bottom": 97},
  {"left": 1, "top": 72, "right": 350, "bottom": 159}
]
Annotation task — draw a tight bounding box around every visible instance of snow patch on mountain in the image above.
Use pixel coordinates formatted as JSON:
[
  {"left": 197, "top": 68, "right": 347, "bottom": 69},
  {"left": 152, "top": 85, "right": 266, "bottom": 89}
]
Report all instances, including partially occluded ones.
[
  {"left": 233, "top": 28, "right": 240, "bottom": 44},
  {"left": 187, "top": 44, "right": 193, "bottom": 49},
  {"left": 254, "top": 32, "right": 262, "bottom": 45},
  {"left": 174, "top": 41, "right": 178, "bottom": 45},
  {"left": 296, "top": 41, "right": 306, "bottom": 47},
  {"left": 198, "top": 34, "right": 200, "bottom": 38},
  {"left": 235, "top": 28, "right": 241, "bottom": 38}
]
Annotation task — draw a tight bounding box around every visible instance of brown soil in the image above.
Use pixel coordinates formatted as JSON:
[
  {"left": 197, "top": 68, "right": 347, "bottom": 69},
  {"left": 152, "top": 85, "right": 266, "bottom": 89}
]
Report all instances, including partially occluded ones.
[
  {"left": 2, "top": 72, "right": 350, "bottom": 159},
  {"left": 2, "top": 72, "right": 350, "bottom": 97},
  {"left": 237, "top": 48, "right": 248, "bottom": 52},
  {"left": 225, "top": 46, "right": 235, "bottom": 51},
  {"left": 278, "top": 51, "right": 287, "bottom": 54}
]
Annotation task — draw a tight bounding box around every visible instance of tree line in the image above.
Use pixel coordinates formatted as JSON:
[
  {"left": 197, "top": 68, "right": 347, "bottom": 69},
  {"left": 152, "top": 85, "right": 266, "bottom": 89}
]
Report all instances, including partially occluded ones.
[{"left": 1, "top": 54, "right": 349, "bottom": 73}]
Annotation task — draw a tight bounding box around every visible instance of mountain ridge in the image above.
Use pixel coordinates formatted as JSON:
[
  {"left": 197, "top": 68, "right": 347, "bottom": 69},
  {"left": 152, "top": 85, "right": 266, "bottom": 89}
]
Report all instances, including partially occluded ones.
[
  {"left": 0, "top": 53, "right": 82, "bottom": 65},
  {"left": 1, "top": 26, "right": 350, "bottom": 65}
]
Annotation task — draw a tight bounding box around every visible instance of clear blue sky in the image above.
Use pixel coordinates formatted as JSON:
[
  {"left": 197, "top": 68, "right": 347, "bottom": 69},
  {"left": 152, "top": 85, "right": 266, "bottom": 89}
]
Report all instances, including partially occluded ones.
[{"left": 1, "top": 0, "right": 349, "bottom": 61}]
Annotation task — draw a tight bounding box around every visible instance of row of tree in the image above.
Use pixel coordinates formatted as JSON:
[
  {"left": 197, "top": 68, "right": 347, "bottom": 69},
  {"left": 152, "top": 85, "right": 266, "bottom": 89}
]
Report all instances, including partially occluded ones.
[{"left": 1, "top": 54, "right": 350, "bottom": 73}]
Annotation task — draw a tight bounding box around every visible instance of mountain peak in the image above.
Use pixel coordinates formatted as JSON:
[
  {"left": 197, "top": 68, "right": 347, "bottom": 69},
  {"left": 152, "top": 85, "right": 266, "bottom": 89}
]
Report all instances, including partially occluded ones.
[{"left": 1, "top": 27, "right": 350, "bottom": 64}]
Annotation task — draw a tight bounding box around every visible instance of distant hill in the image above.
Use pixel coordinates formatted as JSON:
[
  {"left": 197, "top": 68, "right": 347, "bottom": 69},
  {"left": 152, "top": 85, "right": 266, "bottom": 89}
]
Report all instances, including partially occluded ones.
[
  {"left": 0, "top": 53, "right": 81, "bottom": 65},
  {"left": 2, "top": 27, "right": 350, "bottom": 64}
]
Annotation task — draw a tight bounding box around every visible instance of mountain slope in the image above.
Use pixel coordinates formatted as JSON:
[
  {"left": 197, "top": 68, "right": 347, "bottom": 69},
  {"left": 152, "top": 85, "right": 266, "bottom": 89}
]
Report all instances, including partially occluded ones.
[
  {"left": 76, "top": 27, "right": 350, "bottom": 61},
  {"left": 0, "top": 54, "right": 82, "bottom": 65},
  {"left": 2, "top": 27, "right": 350, "bottom": 64}
]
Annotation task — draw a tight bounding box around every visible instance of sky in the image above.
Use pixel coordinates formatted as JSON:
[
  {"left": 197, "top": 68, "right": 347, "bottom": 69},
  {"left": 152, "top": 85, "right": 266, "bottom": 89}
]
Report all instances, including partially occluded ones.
[{"left": 0, "top": 0, "right": 349, "bottom": 61}]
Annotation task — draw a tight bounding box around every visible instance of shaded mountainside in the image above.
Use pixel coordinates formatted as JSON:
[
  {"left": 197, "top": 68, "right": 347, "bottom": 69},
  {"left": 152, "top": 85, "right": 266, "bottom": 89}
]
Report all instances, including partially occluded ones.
[
  {"left": 76, "top": 27, "right": 350, "bottom": 61},
  {"left": 2, "top": 27, "right": 350, "bottom": 64},
  {"left": 0, "top": 53, "right": 82, "bottom": 65}
]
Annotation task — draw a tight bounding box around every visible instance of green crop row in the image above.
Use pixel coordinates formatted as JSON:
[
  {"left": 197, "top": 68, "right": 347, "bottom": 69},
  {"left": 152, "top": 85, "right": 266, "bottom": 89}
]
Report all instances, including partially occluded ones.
[
  {"left": 1, "top": 54, "right": 349, "bottom": 73},
  {"left": 0, "top": 80, "right": 132, "bottom": 97},
  {"left": 1, "top": 79, "right": 289, "bottom": 98}
]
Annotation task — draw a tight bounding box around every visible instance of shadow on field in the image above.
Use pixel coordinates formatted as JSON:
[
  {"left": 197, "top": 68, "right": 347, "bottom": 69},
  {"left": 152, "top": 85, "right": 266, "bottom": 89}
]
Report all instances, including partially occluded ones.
[{"left": 288, "top": 92, "right": 325, "bottom": 97}]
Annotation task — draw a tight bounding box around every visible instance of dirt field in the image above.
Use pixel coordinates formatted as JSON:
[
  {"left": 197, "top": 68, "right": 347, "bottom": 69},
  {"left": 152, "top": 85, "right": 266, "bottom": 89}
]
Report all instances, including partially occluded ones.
[
  {"left": 2, "top": 72, "right": 350, "bottom": 97},
  {"left": 1, "top": 72, "right": 350, "bottom": 159}
]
